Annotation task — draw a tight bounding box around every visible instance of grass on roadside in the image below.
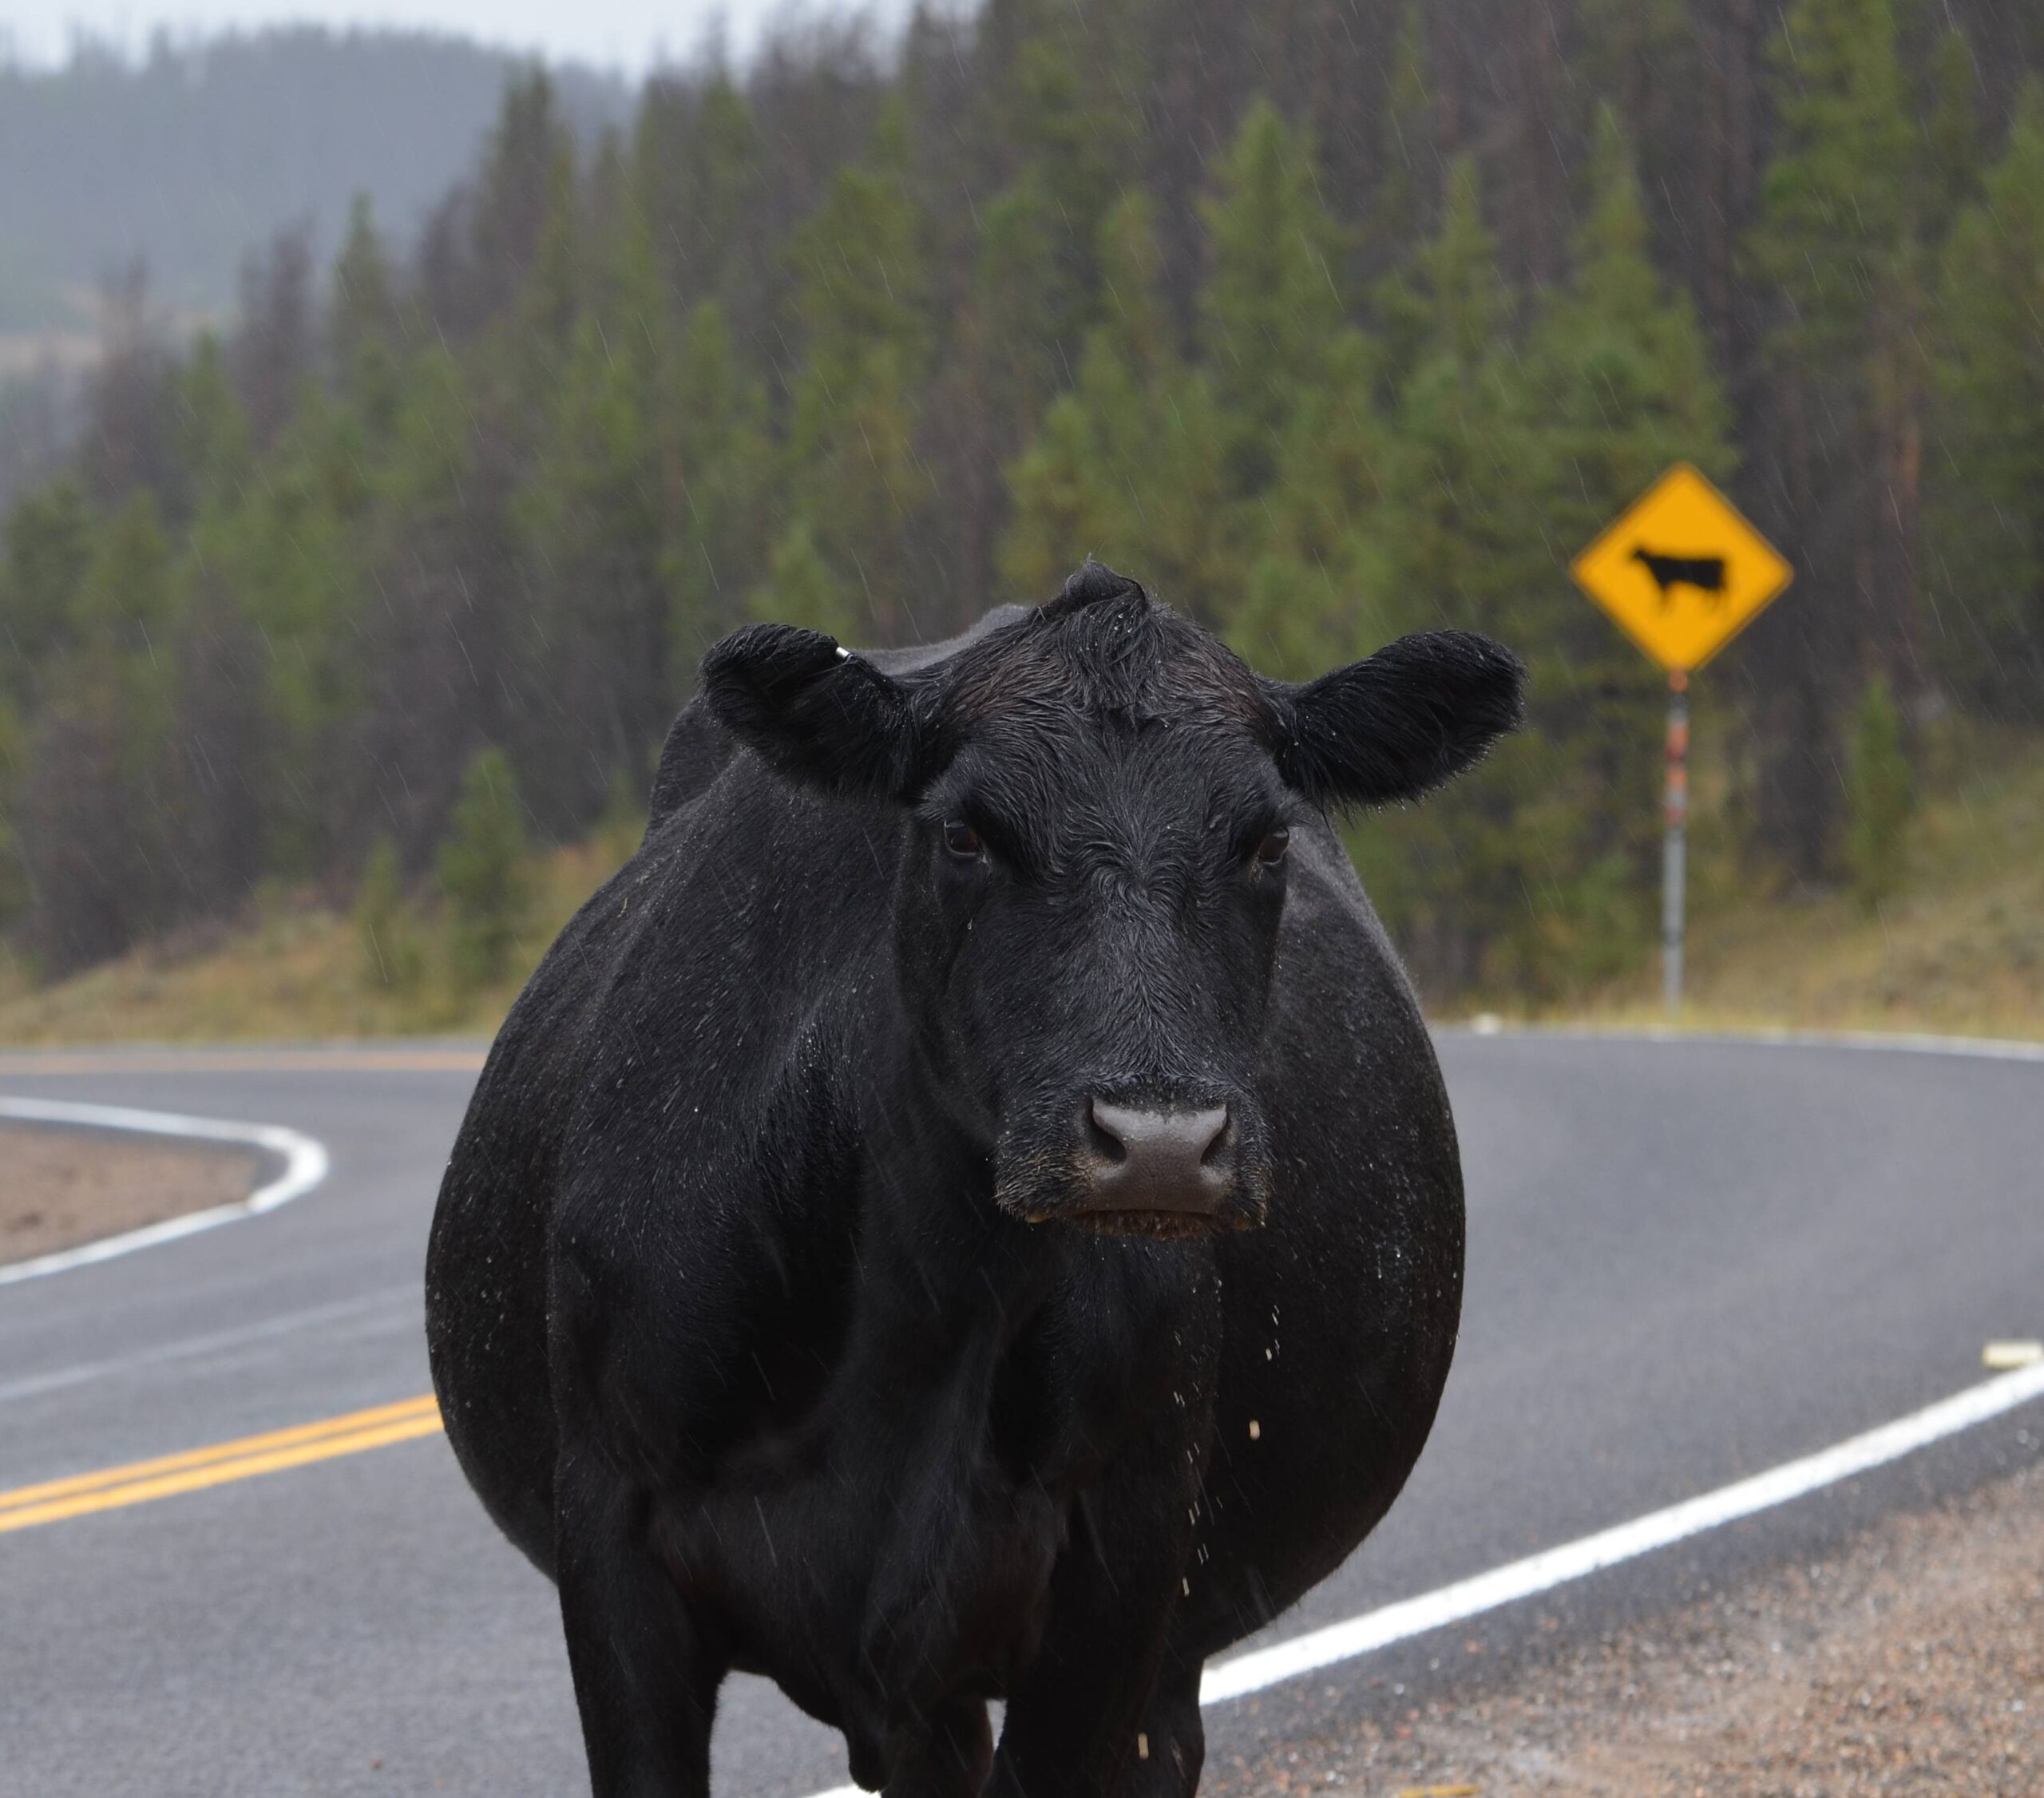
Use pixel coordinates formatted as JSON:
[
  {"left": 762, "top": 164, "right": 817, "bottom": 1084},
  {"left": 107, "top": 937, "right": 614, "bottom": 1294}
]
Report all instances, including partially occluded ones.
[
  {"left": 2, "top": 737, "right": 2041, "bottom": 1049},
  {"left": 0, "top": 837, "right": 629, "bottom": 1047},
  {"left": 1497, "top": 727, "right": 2044, "bottom": 1042}
]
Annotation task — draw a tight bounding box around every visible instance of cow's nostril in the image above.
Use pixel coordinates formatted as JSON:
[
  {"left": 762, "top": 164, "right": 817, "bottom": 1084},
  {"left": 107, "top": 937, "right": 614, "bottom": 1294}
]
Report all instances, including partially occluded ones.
[
  {"left": 1199, "top": 1112, "right": 1234, "bottom": 1169},
  {"left": 1085, "top": 1099, "right": 1129, "bottom": 1166}
]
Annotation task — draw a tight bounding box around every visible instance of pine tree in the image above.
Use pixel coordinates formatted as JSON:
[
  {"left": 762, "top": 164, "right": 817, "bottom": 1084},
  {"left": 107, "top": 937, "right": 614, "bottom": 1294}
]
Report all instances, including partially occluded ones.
[
  {"left": 513, "top": 310, "right": 667, "bottom": 832},
  {"left": 1846, "top": 675, "right": 1911, "bottom": 906},
  {"left": 778, "top": 102, "right": 933, "bottom": 640},
  {"left": 1927, "top": 79, "right": 2044, "bottom": 715},
  {"left": 1000, "top": 193, "right": 1230, "bottom": 620},
  {"left": 981, "top": 2, "right": 1143, "bottom": 359},
  {"left": 908, "top": 166, "right": 1073, "bottom": 630},
  {"left": 1366, "top": 2, "right": 1435, "bottom": 270},
  {"left": 18, "top": 494, "right": 182, "bottom": 971},
  {"left": 632, "top": 73, "right": 763, "bottom": 321},
  {"left": 1199, "top": 100, "right": 1350, "bottom": 500},
  {"left": 0, "top": 477, "right": 93, "bottom": 687},
  {"left": 176, "top": 335, "right": 254, "bottom": 518},
  {"left": 1922, "top": 29, "right": 1983, "bottom": 221},
  {"left": 1359, "top": 156, "right": 1553, "bottom": 992},
  {"left": 328, "top": 193, "right": 402, "bottom": 430},
  {"left": 73, "top": 491, "right": 179, "bottom": 652},
  {"left": 437, "top": 747, "right": 532, "bottom": 990},
  {"left": 520, "top": 133, "right": 584, "bottom": 366},
  {"left": 1374, "top": 156, "right": 1529, "bottom": 628},
  {"left": 470, "top": 73, "right": 573, "bottom": 327},
  {"left": 1226, "top": 329, "right": 1397, "bottom": 682},
  {"left": 667, "top": 301, "right": 774, "bottom": 669},
  {"left": 1744, "top": 0, "right": 1926, "bottom": 873},
  {"left": 972, "top": 172, "right": 1069, "bottom": 450},
  {"left": 751, "top": 518, "right": 858, "bottom": 643}
]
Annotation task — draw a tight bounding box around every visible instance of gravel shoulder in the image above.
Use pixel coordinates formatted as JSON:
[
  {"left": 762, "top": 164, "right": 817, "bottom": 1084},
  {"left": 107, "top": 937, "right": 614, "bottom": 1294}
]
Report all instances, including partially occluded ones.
[
  {"left": 1237, "top": 1455, "right": 2043, "bottom": 1798},
  {"left": 0, "top": 1121, "right": 262, "bottom": 1261}
]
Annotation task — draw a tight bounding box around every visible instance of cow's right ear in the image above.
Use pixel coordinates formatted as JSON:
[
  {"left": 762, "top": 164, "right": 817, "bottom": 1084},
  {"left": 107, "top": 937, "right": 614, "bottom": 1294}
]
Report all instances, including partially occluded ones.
[{"left": 699, "top": 624, "right": 930, "bottom": 802}]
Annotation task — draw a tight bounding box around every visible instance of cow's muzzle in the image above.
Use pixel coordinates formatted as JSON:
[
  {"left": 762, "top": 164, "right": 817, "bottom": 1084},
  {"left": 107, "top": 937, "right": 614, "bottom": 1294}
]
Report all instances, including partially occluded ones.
[{"left": 1064, "top": 1097, "right": 1246, "bottom": 1239}]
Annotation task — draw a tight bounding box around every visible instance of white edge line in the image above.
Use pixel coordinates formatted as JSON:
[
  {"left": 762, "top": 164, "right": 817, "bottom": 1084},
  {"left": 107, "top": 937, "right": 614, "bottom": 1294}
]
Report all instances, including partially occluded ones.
[
  {"left": 0, "top": 1097, "right": 331, "bottom": 1285},
  {"left": 1197, "top": 1356, "right": 2044, "bottom": 1704},
  {"left": 1452, "top": 1020, "right": 2044, "bottom": 1063}
]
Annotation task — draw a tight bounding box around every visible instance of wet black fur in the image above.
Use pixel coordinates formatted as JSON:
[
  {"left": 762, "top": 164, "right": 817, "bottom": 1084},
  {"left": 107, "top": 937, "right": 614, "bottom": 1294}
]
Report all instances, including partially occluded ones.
[{"left": 426, "top": 565, "right": 1523, "bottom": 1798}]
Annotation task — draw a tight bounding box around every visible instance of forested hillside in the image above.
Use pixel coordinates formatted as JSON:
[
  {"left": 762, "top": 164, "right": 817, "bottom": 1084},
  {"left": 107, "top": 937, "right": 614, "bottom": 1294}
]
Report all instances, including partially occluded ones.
[
  {"left": 1, "top": 0, "right": 2040, "bottom": 1007},
  {"left": 0, "top": 28, "right": 632, "bottom": 332}
]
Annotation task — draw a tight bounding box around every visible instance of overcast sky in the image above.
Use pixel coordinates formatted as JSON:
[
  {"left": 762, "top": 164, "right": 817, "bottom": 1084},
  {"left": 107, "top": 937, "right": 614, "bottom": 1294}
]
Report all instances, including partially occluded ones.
[{"left": 2, "top": 0, "right": 929, "bottom": 74}]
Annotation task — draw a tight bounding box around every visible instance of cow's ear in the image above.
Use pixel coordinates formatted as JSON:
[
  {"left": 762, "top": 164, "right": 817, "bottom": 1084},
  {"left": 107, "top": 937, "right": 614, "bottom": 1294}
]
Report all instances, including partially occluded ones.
[
  {"left": 700, "top": 624, "right": 929, "bottom": 801},
  {"left": 1262, "top": 631, "right": 1524, "bottom": 807}
]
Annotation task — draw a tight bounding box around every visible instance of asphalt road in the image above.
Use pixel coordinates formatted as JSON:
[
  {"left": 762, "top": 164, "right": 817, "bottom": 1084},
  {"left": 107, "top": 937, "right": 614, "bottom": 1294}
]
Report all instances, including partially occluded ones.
[{"left": 2, "top": 1032, "right": 2040, "bottom": 1797}]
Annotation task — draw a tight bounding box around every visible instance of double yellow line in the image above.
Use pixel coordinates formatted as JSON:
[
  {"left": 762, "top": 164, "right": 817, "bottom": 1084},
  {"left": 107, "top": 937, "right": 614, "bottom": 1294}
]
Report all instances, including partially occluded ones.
[{"left": 0, "top": 1394, "right": 442, "bottom": 1535}]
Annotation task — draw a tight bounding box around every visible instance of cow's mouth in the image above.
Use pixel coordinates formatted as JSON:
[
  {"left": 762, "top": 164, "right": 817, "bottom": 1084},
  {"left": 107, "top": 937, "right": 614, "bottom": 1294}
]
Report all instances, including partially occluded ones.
[{"left": 1056, "top": 1206, "right": 1255, "bottom": 1241}]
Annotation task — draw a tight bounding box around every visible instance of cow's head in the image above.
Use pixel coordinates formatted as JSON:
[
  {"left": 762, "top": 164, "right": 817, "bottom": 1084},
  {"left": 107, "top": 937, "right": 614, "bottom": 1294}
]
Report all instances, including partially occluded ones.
[{"left": 703, "top": 564, "right": 1521, "bottom": 1239}]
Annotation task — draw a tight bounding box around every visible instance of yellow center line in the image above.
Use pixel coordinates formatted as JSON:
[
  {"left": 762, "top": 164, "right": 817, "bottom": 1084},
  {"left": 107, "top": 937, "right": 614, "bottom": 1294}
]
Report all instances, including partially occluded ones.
[{"left": 0, "top": 1396, "right": 444, "bottom": 1535}]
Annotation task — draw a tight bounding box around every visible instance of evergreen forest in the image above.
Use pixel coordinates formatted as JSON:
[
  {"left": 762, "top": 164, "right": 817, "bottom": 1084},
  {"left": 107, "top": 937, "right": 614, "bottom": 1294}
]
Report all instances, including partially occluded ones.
[{"left": 2, "top": 0, "right": 2042, "bottom": 1004}]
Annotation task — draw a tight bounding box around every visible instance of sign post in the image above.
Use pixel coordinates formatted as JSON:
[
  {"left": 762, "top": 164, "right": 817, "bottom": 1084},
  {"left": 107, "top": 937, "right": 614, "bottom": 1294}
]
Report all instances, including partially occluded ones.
[
  {"left": 1662, "top": 670, "right": 1687, "bottom": 1011},
  {"left": 1571, "top": 464, "right": 1791, "bottom": 1015}
]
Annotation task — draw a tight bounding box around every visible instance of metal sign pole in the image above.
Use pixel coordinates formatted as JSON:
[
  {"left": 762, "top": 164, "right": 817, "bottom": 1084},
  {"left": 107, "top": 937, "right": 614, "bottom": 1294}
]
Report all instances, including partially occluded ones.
[{"left": 1662, "top": 669, "right": 1689, "bottom": 1015}]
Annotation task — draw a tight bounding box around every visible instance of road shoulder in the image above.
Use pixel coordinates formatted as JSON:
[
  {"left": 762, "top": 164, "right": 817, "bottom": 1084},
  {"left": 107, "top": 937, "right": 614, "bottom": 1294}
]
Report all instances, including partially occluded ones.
[
  {"left": 1228, "top": 1455, "right": 2042, "bottom": 1796},
  {"left": 0, "top": 1121, "right": 259, "bottom": 1262}
]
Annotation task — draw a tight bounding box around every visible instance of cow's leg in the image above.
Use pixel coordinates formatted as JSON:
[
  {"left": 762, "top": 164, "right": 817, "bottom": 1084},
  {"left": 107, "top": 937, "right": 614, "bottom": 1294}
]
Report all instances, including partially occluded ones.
[
  {"left": 554, "top": 1445, "right": 723, "bottom": 1798},
  {"left": 884, "top": 1697, "right": 995, "bottom": 1798},
  {"left": 1123, "top": 1658, "right": 1204, "bottom": 1798},
  {"left": 988, "top": 1451, "right": 1200, "bottom": 1798}
]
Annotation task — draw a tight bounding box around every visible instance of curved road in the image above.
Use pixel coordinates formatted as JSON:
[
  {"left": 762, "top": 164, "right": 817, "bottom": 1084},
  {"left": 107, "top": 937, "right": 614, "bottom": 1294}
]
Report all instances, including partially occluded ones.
[{"left": 2, "top": 1032, "right": 2040, "bottom": 1796}]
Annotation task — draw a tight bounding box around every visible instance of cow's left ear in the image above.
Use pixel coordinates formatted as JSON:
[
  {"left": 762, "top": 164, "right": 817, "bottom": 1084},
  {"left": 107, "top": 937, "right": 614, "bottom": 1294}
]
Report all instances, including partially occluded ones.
[
  {"left": 700, "top": 624, "right": 931, "bottom": 801},
  {"left": 1262, "top": 630, "right": 1525, "bottom": 807}
]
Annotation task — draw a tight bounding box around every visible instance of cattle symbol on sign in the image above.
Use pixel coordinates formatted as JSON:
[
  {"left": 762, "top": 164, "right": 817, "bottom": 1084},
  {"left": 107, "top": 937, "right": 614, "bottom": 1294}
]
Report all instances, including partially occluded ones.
[
  {"left": 1571, "top": 462, "right": 1791, "bottom": 671},
  {"left": 1629, "top": 546, "right": 1725, "bottom": 608}
]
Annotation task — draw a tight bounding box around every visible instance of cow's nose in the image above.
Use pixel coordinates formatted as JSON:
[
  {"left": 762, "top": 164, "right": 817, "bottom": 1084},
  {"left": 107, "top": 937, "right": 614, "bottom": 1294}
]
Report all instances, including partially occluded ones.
[{"left": 1082, "top": 1099, "right": 1234, "bottom": 1217}]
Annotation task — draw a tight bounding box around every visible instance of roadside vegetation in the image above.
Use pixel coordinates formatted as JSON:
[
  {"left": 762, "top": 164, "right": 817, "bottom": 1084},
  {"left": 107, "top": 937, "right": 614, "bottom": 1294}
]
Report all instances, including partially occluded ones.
[
  {"left": 1555, "top": 723, "right": 2044, "bottom": 1040},
  {"left": 2, "top": 729, "right": 2038, "bottom": 1048},
  {"left": 0, "top": 814, "right": 635, "bottom": 1046}
]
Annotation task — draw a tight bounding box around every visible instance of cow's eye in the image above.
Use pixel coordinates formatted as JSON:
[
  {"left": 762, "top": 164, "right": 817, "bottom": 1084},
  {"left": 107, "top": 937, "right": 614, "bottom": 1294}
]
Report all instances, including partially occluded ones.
[
  {"left": 942, "top": 819, "right": 985, "bottom": 861},
  {"left": 1253, "top": 827, "right": 1291, "bottom": 870}
]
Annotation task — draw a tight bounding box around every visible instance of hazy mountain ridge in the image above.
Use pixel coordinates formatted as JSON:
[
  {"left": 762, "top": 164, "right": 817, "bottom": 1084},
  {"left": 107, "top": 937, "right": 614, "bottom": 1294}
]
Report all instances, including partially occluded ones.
[{"left": 0, "top": 27, "right": 634, "bottom": 334}]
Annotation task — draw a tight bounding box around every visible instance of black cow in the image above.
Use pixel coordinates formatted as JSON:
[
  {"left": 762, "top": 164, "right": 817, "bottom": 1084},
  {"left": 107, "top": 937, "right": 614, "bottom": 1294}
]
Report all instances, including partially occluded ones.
[
  {"left": 426, "top": 564, "right": 1523, "bottom": 1798},
  {"left": 1629, "top": 545, "right": 1726, "bottom": 605}
]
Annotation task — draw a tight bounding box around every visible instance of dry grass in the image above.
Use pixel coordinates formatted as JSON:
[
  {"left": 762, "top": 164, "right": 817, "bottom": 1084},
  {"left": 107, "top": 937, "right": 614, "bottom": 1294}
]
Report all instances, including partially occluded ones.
[
  {"left": 2, "top": 742, "right": 2041, "bottom": 1051},
  {"left": 0, "top": 837, "right": 628, "bottom": 1047},
  {"left": 1487, "top": 733, "right": 2044, "bottom": 1044}
]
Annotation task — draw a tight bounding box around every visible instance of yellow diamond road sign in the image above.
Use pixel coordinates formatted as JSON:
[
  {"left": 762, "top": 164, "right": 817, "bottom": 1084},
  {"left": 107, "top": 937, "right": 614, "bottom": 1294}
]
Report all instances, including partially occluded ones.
[{"left": 1571, "top": 463, "right": 1792, "bottom": 672}]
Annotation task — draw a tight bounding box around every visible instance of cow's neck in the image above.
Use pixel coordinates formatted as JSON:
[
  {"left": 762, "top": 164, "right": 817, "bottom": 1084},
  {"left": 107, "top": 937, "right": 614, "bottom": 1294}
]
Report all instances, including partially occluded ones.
[{"left": 850, "top": 1024, "right": 1071, "bottom": 1360}]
